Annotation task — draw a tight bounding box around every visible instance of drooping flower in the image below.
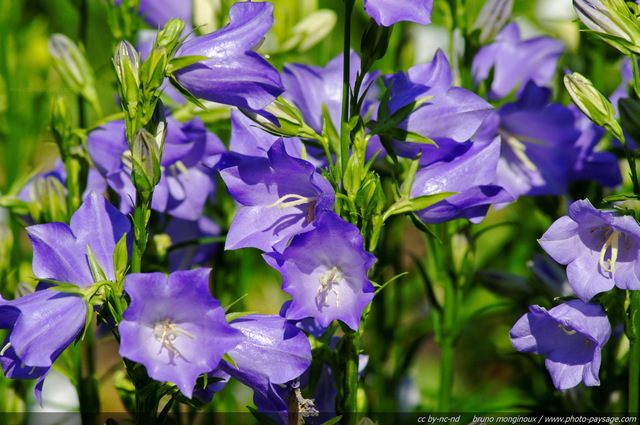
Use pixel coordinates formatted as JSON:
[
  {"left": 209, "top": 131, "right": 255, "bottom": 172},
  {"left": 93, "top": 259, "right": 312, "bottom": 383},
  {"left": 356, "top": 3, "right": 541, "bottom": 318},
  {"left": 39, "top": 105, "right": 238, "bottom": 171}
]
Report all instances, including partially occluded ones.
[
  {"left": 264, "top": 211, "right": 376, "bottom": 330},
  {"left": 411, "top": 137, "right": 514, "bottom": 224},
  {"left": 0, "top": 192, "right": 130, "bottom": 401},
  {"left": 383, "top": 49, "right": 493, "bottom": 153},
  {"left": 472, "top": 22, "right": 564, "bottom": 100},
  {"left": 538, "top": 199, "right": 640, "bottom": 301},
  {"left": 363, "top": 0, "right": 433, "bottom": 27},
  {"left": 219, "top": 139, "right": 335, "bottom": 252},
  {"left": 118, "top": 269, "right": 244, "bottom": 398},
  {"left": 510, "top": 299, "right": 611, "bottom": 390},
  {"left": 172, "top": 1, "right": 284, "bottom": 110}
]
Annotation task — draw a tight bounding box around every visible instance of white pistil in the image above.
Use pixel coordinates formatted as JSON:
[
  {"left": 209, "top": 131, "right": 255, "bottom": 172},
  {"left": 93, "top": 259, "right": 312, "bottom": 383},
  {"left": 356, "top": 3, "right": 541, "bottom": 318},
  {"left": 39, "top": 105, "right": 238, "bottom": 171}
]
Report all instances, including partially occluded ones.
[
  {"left": 599, "top": 230, "right": 621, "bottom": 274},
  {"left": 316, "top": 266, "right": 344, "bottom": 308},
  {"left": 266, "top": 194, "right": 318, "bottom": 210},
  {"left": 153, "top": 318, "right": 195, "bottom": 359},
  {"left": 505, "top": 135, "right": 538, "bottom": 171},
  {"left": 558, "top": 324, "right": 577, "bottom": 335},
  {"left": 0, "top": 342, "right": 11, "bottom": 356}
]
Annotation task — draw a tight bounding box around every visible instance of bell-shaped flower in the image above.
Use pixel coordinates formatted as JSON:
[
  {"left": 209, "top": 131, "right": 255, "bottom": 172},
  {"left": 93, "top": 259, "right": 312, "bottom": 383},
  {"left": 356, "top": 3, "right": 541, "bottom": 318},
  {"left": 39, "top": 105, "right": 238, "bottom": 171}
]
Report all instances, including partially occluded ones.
[
  {"left": 87, "top": 116, "right": 222, "bottom": 221},
  {"left": 219, "top": 139, "right": 335, "bottom": 252},
  {"left": 172, "top": 1, "right": 283, "bottom": 110},
  {"left": 383, "top": 49, "right": 493, "bottom": 153},
  {"left": 539, "top": 199, "right": 640, "bottom": 301},
  {"left": 363, "top": 0, "right": 433, "bottom": 27},
  {"left": 472, "top": 22, "right": 564, "bottom": 100},
  {"left": 476, "top": 82, "right": 582, "bottom": 199},
  {"left": 1, "top": 192, "right": 129, "bottom": 401},
  {"left": 264, "top": 211, "right": 376, "bottom": 330},
  {"left": 411, "top": 137, "right": 514, "bottom": 224},
  {"left": 510, "top": 299, "right": 611, "bottom": 390},
  {"left": 118, "top": 269, "right": 244, "bottom": 398}
]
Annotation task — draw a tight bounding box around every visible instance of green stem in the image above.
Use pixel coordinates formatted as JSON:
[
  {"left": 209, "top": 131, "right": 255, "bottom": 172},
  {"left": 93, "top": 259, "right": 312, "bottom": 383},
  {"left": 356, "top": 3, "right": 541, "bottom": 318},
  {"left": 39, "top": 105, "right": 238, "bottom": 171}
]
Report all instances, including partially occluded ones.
[
  {"left": 629, "top": 290, "right": 640, "bottom": 414},
  {"left": 340, "top": 329, "right": 360, "bottom": 425},
  {"left": 76, "top": 325, "right": 99, "bottom": 425},
  {"left": 339, "top": 0, "right": 355, "bottom": 181},
  {"left": 130, "top": 193, "right": 151, "bottom": 273},
  {"left": 437, "top": 273, "right": 457, "bottom": 412}
]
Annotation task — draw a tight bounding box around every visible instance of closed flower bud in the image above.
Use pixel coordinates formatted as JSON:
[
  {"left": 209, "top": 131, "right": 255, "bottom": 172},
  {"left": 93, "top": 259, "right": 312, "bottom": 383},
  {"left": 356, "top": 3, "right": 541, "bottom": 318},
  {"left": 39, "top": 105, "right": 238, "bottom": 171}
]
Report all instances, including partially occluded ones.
[
  {"left": 50, "top": 96, "right": 73, "bottom": 157},
  {"left": 573, "top": 0, "right": 640, "bottom": 55},
  {"left": 48, "top": 34, "right": 98, "bottom": 103},
  {"left": 113, "top": 40, "right": 141, "bottom": 117},
  {"left": 472, "top": 0, "right": 514, "bottom": 44},
  {"left": 131, "top": 128, "right": 161, "bottom": 197},
  {"left": 564, "top": 72, "right": 623, "bottom": 140},
  {"left": 155, "top": 18, "right": 185, "bottom": 54},
  {"left": 140, "top": 46, "right": 169, "bottom": 97}
]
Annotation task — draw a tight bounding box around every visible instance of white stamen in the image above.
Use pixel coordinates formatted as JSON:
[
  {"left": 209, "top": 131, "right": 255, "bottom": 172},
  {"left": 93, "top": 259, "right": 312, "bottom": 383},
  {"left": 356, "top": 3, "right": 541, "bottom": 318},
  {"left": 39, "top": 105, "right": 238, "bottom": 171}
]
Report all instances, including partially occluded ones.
[
  {"left": 505, "top": 135, "right": 538, "bottom": 171},
  {"left": 558, "top": 324, "right": 577, "bottom": 335},
  {"left": 316, "top": 266, "right": 344, "bottom": 308},
  {"left": 266, "top": 194, "right": 318, "bottom": 210},
  {"left": 153, "top": 318, "right": 195, "bottom": 359},
  {"left": 0, "top": 342, "right": 11, "bottom": 356},
  {"left": 599, "top": 230, "right": 621, "bottom": 274}
]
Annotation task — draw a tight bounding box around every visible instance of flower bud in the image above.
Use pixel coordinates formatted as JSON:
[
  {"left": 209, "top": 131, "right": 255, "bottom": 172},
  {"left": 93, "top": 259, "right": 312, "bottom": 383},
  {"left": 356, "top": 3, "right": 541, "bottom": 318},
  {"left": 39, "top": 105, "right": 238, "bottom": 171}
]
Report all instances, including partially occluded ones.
[
  {"left": 360, "top": 18, "right": 393, "bottom": 73},
  {"left": 573, "top": 0, "right": 640, "bottom": 55},
  {"left": 140, "top": 46, "right": 169, "bottom": 97},
  {"left": 619, "top": 97, "right": 640, "bottom": 141},
  {"left": 50, "top": 96, "right": 73, "bottom": 157},
  {"left": 472, "top": 0, "right": 514, "bottom": 44},
  {"left": 155, "top": 18, "right": 185, "bottom": 54},
  {"left": 131, "top": 128, "right": 162, "bottom": 198},
  {"left": 281, "top": 10, "right": 337, "bottom": 53},
  {"left": 29, "top": 176, "right": 68, "bottom": 224},
  {"left": 48, "top": 34, "right": 98, "bottom": 103},
  {"left": 113, "top": 40, "right": 141, "bottom": 119},
  {"left": 564, "top": 72, "right": 623, "bottom": 140}
]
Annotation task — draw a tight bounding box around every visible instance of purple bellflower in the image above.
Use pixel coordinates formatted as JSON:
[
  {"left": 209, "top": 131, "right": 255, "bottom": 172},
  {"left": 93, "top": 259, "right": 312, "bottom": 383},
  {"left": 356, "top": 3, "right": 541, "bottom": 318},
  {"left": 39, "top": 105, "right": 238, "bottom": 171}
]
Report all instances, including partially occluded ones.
[
  {"left": 384, "top": 49, "right": 493, "bottom": 153},
  {"left": 472, "top": 22, "right": 564, "bottom": 100},
  {"left": 538, "top": 199, "right": 640, "bottom": 302},
  {"left": 411, "top": 137, "right": 514, "bottom": 224},
  {"left": 219, "top": 139, "right": 334, "bottom": 252},
  {"left": 264, "top": 211, "right": 376, "bottom": 330},
  {"left": 87, "top": 117, "right": 222, "bottom": 221},
  {"left": 510, "top": 299, "right": 611, "bottom": 390},
  {"left": 173, "top": 1, "right": 284, "bottom": 110},
  {"left": 118, "top": 269, "right": 244, "bottom": 398},
  {"left": 1, "top": 192, "right": 130, "bottom": 402},
  {"left": 363, "top": 0, "right": 433, "bottom": 27},
  {"left": 475, "top": 82, "right": 581, "bottom": 199},
  {"left": 282, "top": 51, "right": 380, "bottom": 135}
]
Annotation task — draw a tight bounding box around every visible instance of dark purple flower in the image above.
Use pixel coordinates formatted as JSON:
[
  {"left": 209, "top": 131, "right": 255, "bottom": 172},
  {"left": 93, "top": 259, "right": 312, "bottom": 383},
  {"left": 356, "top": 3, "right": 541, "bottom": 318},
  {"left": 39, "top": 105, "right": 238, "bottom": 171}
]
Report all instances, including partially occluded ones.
[
  {"left": 384, "top": 50, "right": 493, "bottom": 151},
  {"left": 538, "top": 199, "right": 640, "bottom": 301},
  {"left": 219, "top": 139, "right": 334, "bottom": 252},
  {"left": 510, "top": 299, "right": 611, "bottom": 390},
  {"left": 363, "top": 0, "right": 433, "bottom": 27},
  {"left": 87, "top": 117, "right": 221, "bottom": 221},
  {"left": 411, "top": 138, "right": 514, "bottom": 224},
  {"left": 165, "top": 216, "right": 220, "bottom": 271},
  {"left": 568, "top": 105, "right": 621, "bottom": 187},
  {"left": 119, "top": 269, "right": 244, "bottom": 398},
  {"left": 264, "top": 211, "right": 376, "bottom": 330},
  {"left": 472, "top": 22, "right": 564, "bottom": 100},
  {"left": 476, "top": 82, "right": 582, "bottom": 199},
  {"left": 173, "top": 1, "right": 283, "bottom": 110},
  {"left": 282, "top": 51, "right": 380, "bottom": 135}
]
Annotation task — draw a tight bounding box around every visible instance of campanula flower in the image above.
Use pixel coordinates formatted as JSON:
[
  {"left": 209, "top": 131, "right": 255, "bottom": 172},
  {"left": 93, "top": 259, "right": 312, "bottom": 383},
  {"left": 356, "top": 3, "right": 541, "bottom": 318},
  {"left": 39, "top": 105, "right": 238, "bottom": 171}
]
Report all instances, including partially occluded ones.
[
  {"left": 411, "top": 138, "right": 514, "bottom": 224},
  {"left": 510, "top": 299, "right": 611, "bottom": 390},
  {"left": 264, "top": 211, "right": 376, "bottom": 330},
  {"left": 172, "top": 1, "right": 284, "bottom": 110},
  {"left": 0, "top": 192, "right": 129, "bottom": 402},
  {"left": 219, "top": 139, "right": 334, "bottom": 252},
  {"left": 384, "top": 49, "right": 493, "bottom": 152},
  {"left": 472, "top": 22, "right": 564, "bottom": 100},
  {"left": 363, "top": 0, "right": 433, "bottom": 27},
  {"left": 538, "top": 199, "right": 640, "bottom": 301},
  {"left": 118, "top": 269, "right": 244, "bottom": 398}
]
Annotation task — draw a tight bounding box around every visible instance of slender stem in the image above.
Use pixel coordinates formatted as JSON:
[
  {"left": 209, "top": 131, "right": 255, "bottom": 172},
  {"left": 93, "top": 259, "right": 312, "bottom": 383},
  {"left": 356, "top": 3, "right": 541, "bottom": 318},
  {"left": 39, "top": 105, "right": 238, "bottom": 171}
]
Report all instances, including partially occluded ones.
[
  {"left": 340, "top": 329, "right": 360, "bottom": 425},
  {"left": 629, "top": 290, "right": 640, "bottom": 414},
  {"left": 339, "top": 0, "right": 355, "bottom": 181},
  {"left": 437, "top": 273, "right": 457, "bottom": 412},
  {"left": 130, "top": 194, "right": 150, "bottom": 274}
]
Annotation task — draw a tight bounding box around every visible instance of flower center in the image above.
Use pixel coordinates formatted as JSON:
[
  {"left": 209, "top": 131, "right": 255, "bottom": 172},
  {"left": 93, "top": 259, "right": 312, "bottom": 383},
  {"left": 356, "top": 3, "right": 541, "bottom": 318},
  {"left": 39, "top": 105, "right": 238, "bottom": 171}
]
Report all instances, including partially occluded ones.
[
  {"left": 153, "top": 318, "right": 195, "bottom": 359},
  {"left": 267, "top": 194, "right": 318, "bottom": 224},
  {"left": 316, "top": 266, "right": 344, "bottom": 308},
  {"left": 599, "top": 229, "right": 622, "bottom": 275}
]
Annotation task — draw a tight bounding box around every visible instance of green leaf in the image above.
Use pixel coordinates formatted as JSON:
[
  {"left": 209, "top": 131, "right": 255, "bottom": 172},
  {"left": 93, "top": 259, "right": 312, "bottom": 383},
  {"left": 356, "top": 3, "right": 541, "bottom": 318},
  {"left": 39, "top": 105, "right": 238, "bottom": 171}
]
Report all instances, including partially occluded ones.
[
  {"left": 113, "top": 233, "right": 129, "bottom": 283},
  {"left": 321, "top": 416, "right": 343, "bottom": 425},
  {"left": 166, "top": 55, "right": 210, "bottom": 74},
  {"left": 247, "top": 406, "right": 282, "bottom": 425},
  {"left": 168, "top": 76, "right": 207, "bottom": 110},
  {"left": 384, "top": 128, "right": 437, "bottom": 145},
  {"left": 222, "top": 352, "right": 238, "bottom": 369},
  {"left": 383, "top": 192, "right": 456, "bottom": 221}
]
